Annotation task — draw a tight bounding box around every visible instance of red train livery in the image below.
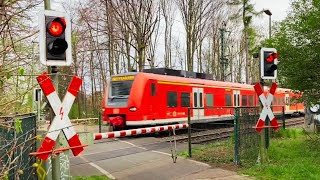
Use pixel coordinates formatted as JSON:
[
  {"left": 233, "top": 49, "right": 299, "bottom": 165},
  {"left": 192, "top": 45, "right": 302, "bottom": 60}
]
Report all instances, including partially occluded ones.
[{"left": 102, "top": 69, "right": 304, "bottom": 130}]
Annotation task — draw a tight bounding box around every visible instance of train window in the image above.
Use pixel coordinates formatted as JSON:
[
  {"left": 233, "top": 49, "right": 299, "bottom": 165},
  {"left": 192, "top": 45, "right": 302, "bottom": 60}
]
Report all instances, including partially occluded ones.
[
  {"left": 181, "top": 93, "right": 190, "bottom": 107},
  {"left": 206, "top": 94, "right": 214, "bottom": 107},
  {"left": 249, "top": 95, "right": 253, "bottom": 106},
  {"left": 226, "top": 94, "right": 231, "bottom": 106},
  {"left": 167, "top": 92, "right": 177, "bottom": 107},
  {"left": 199, "top": 93, "right": 203, "bottom": 107},
  {"left": 278, "top": 97, "right": 281, "bottom": 105},
  {"left": 237, "top": 95, "right": 240, "bottom": 106},
  {"left": 273, "top": 97, "right": 277, "bottom": 105},
  {"left": 242, "top": 95, "right": 247, "bottom": 106},
  {"left": 286, "top": 97, "right": 290, "bottom": 104},
  {"left": 151, "top": 83, "right": 156, "bottom": 96},
  {"left": 282, "top": 97, "right": 285, "bottom": 105},
  {"left": 233, "top": 94, "right": 236, "bottom": 106},
  {"left": 194, "top": 93, "right": 198, "bottom": 107}
]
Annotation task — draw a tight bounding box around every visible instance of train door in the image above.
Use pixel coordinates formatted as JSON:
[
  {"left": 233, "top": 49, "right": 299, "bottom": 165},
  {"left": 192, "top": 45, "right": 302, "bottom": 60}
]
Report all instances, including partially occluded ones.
[
  {"left": 233, "top": 90, "right": 240, "bottom": 107},
  {"left": 192, "top": 87, "right": 204, "bottom": 119},
  {"left": 285, "top": 93, "right": 290, "bottom": 113}
]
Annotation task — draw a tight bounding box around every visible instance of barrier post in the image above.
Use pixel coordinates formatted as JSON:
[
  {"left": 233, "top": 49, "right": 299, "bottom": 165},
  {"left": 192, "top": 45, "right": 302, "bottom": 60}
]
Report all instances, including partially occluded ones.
[
  {"left": 188, "top": 108, "right": 192, "bottom": 158},
  {"left": 99, "top": 112, "right": 102, "bottom": 133}
]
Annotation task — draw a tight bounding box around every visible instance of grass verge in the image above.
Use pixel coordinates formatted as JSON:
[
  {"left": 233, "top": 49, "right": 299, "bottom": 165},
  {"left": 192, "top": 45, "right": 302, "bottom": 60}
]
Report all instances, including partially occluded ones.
[{"left": 178, "top": 128, "right": 320, "bottom": 180}]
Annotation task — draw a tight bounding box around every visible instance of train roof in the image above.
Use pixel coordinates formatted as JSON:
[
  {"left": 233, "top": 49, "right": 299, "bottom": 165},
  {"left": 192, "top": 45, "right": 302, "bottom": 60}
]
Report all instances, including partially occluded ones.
[{"left": 111, "top": 71, "right": 292, "bottom": 93}]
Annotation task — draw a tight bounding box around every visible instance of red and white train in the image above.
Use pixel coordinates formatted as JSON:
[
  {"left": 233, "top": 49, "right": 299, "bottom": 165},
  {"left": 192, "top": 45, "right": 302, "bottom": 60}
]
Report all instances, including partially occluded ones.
[{"left": 102, "top": 68, "right": 304, "bottom": 130}]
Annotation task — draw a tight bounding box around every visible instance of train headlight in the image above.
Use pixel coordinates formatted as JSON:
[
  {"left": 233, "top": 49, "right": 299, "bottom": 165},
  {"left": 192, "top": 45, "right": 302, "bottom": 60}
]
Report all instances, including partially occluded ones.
[{"left": 129, "top": 107, "right": 137, "bottom": 112}]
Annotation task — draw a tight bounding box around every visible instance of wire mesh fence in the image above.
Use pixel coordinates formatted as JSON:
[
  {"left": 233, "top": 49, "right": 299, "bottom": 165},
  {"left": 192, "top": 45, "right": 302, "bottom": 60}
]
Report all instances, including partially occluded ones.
[
  {"left": 234, "top": 107, "right": 260, "bottom": 166},
  {"left": 185, "top": 107, "right": 237, "bottom": 164},
  {"left": 0, "top": 113, "right": 37, "bottom": 180},
  {"left": 186, "top": 106, "right": 287, "bottom": 167}
]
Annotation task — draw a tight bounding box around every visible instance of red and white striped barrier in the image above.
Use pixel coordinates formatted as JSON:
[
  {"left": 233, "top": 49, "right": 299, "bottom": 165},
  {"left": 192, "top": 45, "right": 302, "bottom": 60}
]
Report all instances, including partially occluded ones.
[
  {"left": 35, "top": 72, "right": 84, "bottom": 160},
  {"left": 254, "top": 82, "right": 280, "bottom": 132},
  {"left": 94, "top": 123, "right": 188, "bottom": 140}
]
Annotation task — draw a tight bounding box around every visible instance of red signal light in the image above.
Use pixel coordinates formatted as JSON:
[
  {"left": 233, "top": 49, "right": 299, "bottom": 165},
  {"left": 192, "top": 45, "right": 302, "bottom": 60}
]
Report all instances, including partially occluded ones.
[
  {"left": 266, "top": 53, "right": 278, "bottom": 63},
  {"left": 47, "top": 18, "right": 66, "bottom": 36}
]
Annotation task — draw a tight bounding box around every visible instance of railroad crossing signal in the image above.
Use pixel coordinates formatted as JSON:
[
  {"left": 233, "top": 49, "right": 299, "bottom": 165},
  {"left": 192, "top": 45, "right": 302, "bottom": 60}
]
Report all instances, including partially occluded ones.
[
  {"left": 260, "top": 47, "right": 278, "bottom": 80},
  {"left": 254, "top": 82, "right": 280, "bottom": 132},
  {"left": 39, "top": 10, "right": 72, "bottom": 66},
  {"left": 33, "top": 72, "right": 84, "bottom": 160}
]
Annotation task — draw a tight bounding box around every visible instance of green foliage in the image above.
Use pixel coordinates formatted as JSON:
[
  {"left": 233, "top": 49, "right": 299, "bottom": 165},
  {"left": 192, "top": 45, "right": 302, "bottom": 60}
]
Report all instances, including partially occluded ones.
[
  {"left": 14, "top": 119, "right": 23, "bottom": 134},
  {"left": 262, "top": 0, "right": 320, "bottom": 104},
  {"left": 69, "top": 103, "right": 80, "bottom": 119},
  {"left": 228, "top": 0, "right": 262, "bottom": 28},
  {"left": 18, "top": 68, "right": 25, "bottom": 75}
]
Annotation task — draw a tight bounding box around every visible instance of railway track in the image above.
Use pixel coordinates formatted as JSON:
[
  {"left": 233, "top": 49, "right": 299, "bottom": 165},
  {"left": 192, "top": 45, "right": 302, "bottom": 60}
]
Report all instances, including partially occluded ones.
[{"left": 166, "top": 117, "right": 305, "bottom": 144}]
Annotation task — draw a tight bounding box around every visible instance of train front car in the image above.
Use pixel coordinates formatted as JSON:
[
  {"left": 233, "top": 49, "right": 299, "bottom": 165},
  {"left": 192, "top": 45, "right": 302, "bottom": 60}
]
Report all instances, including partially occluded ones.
[{"left": 103, "top": 72, "right": 142, "bottom": 130}]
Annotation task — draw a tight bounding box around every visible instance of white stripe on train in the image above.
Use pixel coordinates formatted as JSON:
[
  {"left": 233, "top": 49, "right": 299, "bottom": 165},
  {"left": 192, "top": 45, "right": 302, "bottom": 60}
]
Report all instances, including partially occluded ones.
[{"left": 124, "top": 110, "right": 303, "bottom": 126}]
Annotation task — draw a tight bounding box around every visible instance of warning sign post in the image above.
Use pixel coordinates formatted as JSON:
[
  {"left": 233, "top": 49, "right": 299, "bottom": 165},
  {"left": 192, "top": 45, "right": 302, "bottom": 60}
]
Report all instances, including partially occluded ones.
[
  {"left": 254, "top": 82, "right": 280, "bottom": 164},
  {"left": 30, "top": 72, "right": 87, "bottom": 180}
]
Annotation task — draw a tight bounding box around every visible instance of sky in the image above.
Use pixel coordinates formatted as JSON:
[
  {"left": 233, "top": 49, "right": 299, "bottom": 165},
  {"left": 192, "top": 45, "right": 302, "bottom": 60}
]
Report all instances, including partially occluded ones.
[
  {"left": 254, "top": 0, "right": 291, "bottom": 22},
  {"left": 253, "top": 0, "right": 291, "bottom": 31}
]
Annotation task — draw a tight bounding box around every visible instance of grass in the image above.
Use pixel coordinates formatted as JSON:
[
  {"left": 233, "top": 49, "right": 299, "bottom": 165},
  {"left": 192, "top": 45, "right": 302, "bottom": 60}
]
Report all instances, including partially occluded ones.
[
  {"left": 178, "top": 139, "right": 237, "bottom": 170},
  {"left": 241, "top": 129, "right": 320, "bottom": 180},
  {"left": 71, "top": 175, "right": 111, "bottom": 180},
  {"left": 179, "top": 128, "right": 320, "bottom": 180}
]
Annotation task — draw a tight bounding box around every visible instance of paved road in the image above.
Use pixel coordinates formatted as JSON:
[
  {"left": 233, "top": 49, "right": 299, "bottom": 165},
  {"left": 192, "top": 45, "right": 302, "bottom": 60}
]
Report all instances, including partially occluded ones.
[{"left": 70, "top": 135, "right": 252, "bottom": 180}]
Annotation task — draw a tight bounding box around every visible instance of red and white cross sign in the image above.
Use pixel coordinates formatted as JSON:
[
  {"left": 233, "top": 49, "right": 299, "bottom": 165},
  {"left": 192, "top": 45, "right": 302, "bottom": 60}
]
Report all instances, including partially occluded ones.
[
  {"left": 254, "top": 82, "right": 280, "bottom": 133},
  {"left": 36, "top": 72, "right": 84, "bottom": 160}
]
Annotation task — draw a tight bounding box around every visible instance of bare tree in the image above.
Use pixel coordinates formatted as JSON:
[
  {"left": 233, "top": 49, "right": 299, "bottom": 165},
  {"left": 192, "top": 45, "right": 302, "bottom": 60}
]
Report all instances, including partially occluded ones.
[
  {"left": 146, "top": 4, "right": 161, "bottom": 69},
  {"left": 176, "top": 0, "right": 215, "bottom": 72},
  {"left": 160, "top": 0, "right": 176, "bottom": 68},
  {"left": 109, "top": 0, "right": 160, "bottom": 71}
]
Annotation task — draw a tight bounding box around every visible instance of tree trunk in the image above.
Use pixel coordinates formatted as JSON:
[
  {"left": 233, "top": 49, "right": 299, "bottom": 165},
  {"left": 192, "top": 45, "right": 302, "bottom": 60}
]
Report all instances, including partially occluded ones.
[
  {"left": 168, "top": 24, "right": 173, "bottom": 68},
  {"left": 125, "top": 32, "right": 131, "bottom": 72},
  {"left": 164, "top": 18, "right": 169, "bottom": 68},
  {"left": 243, "top": 1, "right": 249, "bottom": 84}
]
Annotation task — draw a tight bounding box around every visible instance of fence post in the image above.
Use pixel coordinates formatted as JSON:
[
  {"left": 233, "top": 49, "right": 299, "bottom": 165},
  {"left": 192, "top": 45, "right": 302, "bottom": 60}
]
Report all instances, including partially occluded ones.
[
  {"left": 282, "top": 106, "right": 285, "bottom": 129},
  {"left": 188, "top": 108, "right": 192, "bottom": 158},
  {"left": 234, "top": 107, "right": 240, "bottom": 165}
]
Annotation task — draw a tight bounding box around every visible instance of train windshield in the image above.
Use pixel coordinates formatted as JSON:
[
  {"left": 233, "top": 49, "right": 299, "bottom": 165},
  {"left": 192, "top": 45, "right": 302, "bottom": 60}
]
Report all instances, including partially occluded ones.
[
  {"left": 109, "top": 75, "right": 135, "bottom": 98},
  {"left": 110, "top": 80, "right": 133, "bottom": 96}
]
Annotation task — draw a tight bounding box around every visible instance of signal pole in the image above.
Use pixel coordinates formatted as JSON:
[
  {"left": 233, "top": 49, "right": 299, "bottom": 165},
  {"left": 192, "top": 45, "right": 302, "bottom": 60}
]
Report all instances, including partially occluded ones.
[
  {"left": 219, "top": 22, "right": 230, "bottom": 81},
  {"left": 44, "top": 0, "right": 61, "bottom": 179}
]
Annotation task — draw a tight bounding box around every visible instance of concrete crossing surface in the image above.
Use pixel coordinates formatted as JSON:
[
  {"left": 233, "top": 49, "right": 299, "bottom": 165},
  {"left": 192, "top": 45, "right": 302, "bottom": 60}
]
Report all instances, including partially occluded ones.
[{"left": 70, "top": 137, "right": 252, "bottom": 180}]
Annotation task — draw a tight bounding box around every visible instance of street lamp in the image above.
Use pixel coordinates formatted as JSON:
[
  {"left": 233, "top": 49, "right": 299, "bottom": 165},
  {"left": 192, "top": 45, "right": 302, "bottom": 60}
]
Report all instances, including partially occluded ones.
[{"left": 263, "top": 9, "right": 272, "bottom": 39}]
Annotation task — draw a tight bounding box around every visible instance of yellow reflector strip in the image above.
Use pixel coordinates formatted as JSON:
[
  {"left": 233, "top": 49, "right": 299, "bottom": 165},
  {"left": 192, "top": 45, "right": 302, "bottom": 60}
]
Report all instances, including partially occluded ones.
[
  {"left": 158, "top": 81, "right": 190, "bottom": 86},
  {"left": 111, "top": 76, "right": 135, "bottom": 81}
]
